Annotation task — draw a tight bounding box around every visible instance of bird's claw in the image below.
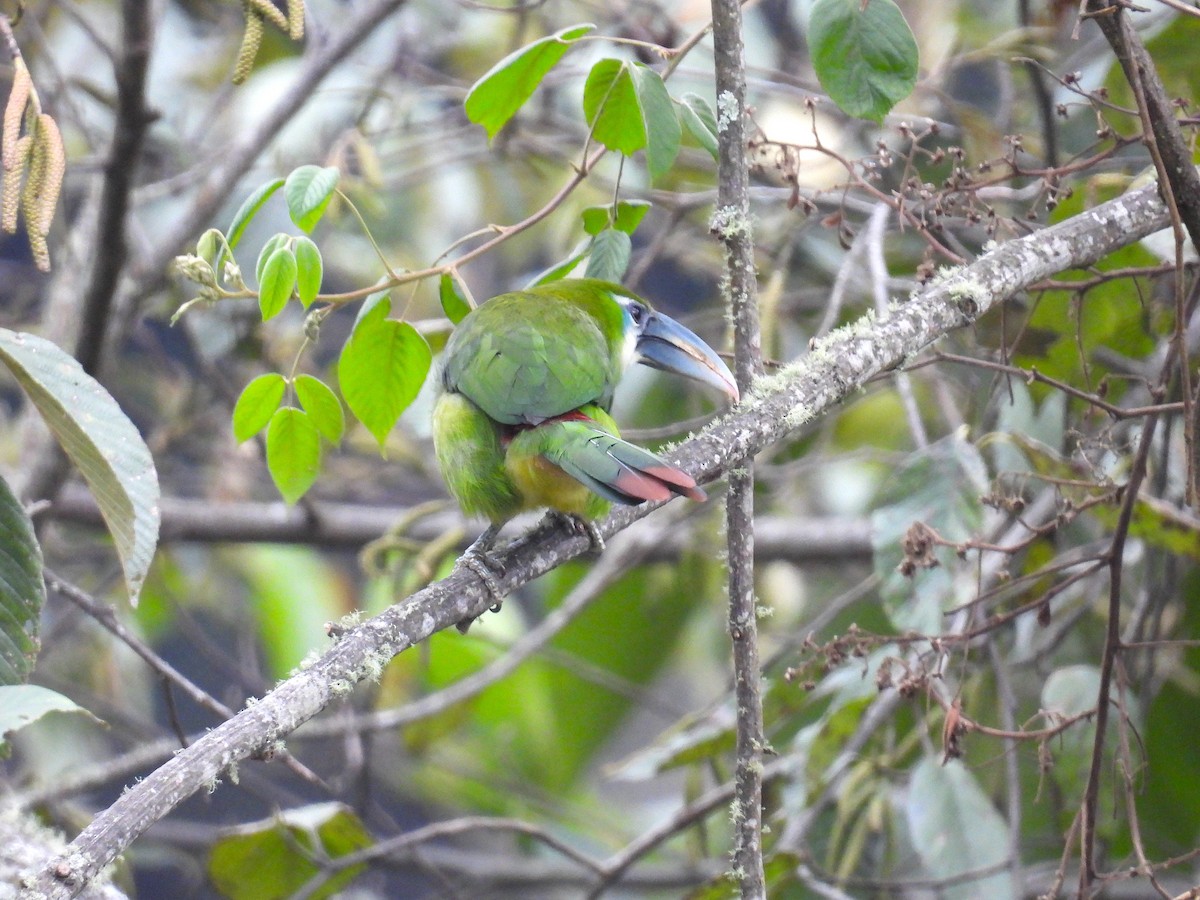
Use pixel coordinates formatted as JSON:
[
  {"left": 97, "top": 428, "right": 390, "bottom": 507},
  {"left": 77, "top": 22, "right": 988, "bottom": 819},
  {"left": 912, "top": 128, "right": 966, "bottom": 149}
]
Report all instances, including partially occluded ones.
[
  {"left": 548, "top": 511, "right": 606, "bottom": 555},
  {"left": 455, "top": 524, "right": 506, "bottom": 633}
]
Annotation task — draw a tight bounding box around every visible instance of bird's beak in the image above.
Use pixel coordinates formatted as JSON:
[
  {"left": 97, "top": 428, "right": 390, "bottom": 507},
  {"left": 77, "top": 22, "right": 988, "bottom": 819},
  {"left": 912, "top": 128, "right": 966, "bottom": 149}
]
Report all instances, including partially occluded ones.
[{"left": 636, "top": 311, "right": 740, "bottom": 403}]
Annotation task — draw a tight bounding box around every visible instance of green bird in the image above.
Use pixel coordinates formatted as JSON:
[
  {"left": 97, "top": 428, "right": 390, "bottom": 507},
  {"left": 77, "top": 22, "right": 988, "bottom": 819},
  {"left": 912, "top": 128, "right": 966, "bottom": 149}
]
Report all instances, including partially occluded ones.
[{"left": 433, "top": 278, "right": 739, "bottom": 599}]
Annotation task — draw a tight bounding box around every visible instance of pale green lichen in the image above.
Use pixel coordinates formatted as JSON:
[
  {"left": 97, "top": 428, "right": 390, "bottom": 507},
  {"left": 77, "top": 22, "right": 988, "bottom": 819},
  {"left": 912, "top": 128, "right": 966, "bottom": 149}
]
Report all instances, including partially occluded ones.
[{"left": 716, "top": 90, "right": 739, "bottom": 133}]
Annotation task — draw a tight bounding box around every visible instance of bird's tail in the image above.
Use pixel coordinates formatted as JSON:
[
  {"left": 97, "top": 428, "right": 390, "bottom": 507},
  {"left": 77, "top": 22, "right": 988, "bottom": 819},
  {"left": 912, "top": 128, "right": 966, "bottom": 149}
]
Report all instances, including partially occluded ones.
[{"left": 523, "top": 419, "right": 706, "bottom": 506}]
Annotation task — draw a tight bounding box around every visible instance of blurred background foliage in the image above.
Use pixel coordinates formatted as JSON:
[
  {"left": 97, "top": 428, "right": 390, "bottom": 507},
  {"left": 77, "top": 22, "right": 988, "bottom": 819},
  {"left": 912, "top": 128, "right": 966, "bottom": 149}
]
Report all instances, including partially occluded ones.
[{"left": 2, "top": 0, "right": 1200, "bottom": 895}]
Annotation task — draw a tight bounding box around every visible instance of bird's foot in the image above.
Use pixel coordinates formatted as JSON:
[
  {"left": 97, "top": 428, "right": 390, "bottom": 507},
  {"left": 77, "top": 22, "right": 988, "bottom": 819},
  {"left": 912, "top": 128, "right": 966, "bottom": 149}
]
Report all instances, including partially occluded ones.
[
  {"left": 455, "top": 525, "right": 507, "bottom": 633},
  {"left": 548, "top": 511, "right": 606, "bottom": 556}
]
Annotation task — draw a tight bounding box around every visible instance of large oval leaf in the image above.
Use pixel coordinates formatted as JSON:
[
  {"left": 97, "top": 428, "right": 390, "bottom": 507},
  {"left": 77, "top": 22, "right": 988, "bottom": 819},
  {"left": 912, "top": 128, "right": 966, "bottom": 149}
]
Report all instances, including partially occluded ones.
[
  {"left": 905, "top": 757, "right": 1014, "bottom": 899},
  {"left": 0, "top": 472, "right": 43, "bottom": 685},
  {"left": 809, "top": 0, "right": 918, "bottom": 123},
  {"left": 339, "top": 318, "right": 431, "bottom": 449},
  {"left": 0, "top": 329, "right": 159, "bottom": 605}
]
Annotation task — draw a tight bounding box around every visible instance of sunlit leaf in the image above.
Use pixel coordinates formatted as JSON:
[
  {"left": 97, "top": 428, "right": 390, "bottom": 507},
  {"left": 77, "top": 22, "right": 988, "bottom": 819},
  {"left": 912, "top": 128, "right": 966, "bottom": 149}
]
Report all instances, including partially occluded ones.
[
  {"left": 439, "top": 273, "right": 473, "bottom": 324},
  {"left": 232, "top": 373, "right": 286, "bottom": 443},
  {"left": 225, "top": 178, "right": 284, "bottom": 257},
  {"left": 809, "top": 0, "right": 918, "bottom": 123},
  {"left": 583, "top": 59, "right": 645, "bottom": 155},
  {"left": 293, "top": 236, "right": 323, "bottom": 308},
  {"left": 284, "top": 165, "right": 340, "bottom": 233},
  {"left": 266, "top": 407, "right": 321, "bottom": 504},
  {"left": 464, "top": 24, "right": 595, "bottom": 140},
  {"left": 339, "top": 317, "right": 432, "bottom": 449},
  {"left": 0, "top": 329, "right": 159, "bottom": 604},
  {"left": 294, "top": 375, "right": 345, "bottom": 445},
  {"left": 258, "top": 245, "right": 298, "bottom": 321}
]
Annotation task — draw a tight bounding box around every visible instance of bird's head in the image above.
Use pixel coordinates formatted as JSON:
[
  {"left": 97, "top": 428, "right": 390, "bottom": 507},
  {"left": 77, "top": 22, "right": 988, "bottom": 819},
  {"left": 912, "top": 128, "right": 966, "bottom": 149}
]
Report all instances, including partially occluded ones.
[{"left": 611, "top": 290, "right": 740, "bottom": 403}]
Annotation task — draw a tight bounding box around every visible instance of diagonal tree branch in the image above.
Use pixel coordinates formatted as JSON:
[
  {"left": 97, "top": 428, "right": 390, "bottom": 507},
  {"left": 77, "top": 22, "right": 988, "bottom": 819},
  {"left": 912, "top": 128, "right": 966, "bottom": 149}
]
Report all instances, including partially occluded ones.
[{"left": 22, "top": 181, "right": 1173, "bottom": 898}]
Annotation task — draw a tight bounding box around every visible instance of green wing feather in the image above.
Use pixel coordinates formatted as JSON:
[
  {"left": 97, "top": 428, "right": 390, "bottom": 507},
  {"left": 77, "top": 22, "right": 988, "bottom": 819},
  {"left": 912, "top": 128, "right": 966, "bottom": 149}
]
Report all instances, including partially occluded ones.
[
  {"left": 510, "top": 413, "right": 705, "bottom": 507},
  {"left": 441, "top": 284, "right": 623, "bottom": 425}
]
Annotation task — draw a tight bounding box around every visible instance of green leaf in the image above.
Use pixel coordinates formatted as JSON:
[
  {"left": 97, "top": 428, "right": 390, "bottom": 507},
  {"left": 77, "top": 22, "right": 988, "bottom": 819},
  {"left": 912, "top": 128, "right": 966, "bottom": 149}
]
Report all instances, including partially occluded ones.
[
  {"left": 0, "top": 685, "right": 101, "bottom": 756},
  {"left": 904, "top": 758, "right": 1014, "bottom": 900},
  {"left": 614, "top": 199, "right": 651, "bottom": 234},
  {"left": 294, "top": 375, "right": 345, "bottom": 445},
  {"left": 585, "top": 228, "right": 632, "bottom": 282},
  {"left": 209, "top": 802, "right": 372, "bottom": 900},
  {"left": 284, "top": 165, "right": 340, "bottom": 233},
  {"left": 581, "top": 206, "right": 610, "bottom": 237},
  {"left": 259, "top": 246, "right": 298, "bottom": 321},
  {"left": 352, "top": 288, "right": 392, "bottom": 333},
  {"left": 464, "top": 24, "right": 595, "bottom": 140},
  {"left": 679, "top": 92, "right": 719, "bottom": 159},
  {"left": 870, "top": 432, "right": 987, "bottom": 633},
  {"left": 293, "top": 236, "right": 323, "bottom": 308},
  {"left": 581, "top": 201, "right": 649, "bottom": 236},
  {"left": 0, "top": 472, "right": 42, "bottom": 686},
  {"left": 583, "top": 59, "right": 645, "bottom": 155},
  {"left": 0, "top": 329, "right": 159, "bottom": 605},
  {"left": 809, "top": 0, "right": 918, "bottom": 123},
  {"left": 225, "top": 178, "right": 284, "bottom": 255},
  {"left": 232, "top": 374, "right": 287, "bottom": 443},
  {"left": 255, "top": 233, "right": 290, "bottom": 285},
  {"left": 266, "top": 407, "right": 321, "bottom": 504},
  {"left": 339, "top": 318, "right": 432, "bottom": 449},
  {"left": 438, "top": 273, "right": 473, "bottom": 325},
  {"left": 629, "top": 64, "right": 680, "bottom": 179},
  {"left": 527, "top": 245, "right": 589, "bottom": 286}
]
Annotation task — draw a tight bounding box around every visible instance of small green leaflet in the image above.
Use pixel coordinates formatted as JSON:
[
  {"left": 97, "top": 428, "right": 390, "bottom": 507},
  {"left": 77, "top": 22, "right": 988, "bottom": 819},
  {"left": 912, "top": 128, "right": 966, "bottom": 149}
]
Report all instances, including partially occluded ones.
[
  {"left": 267, "top": 407, "right": 321, "bottom": 504},
  {"left": 439, "top": 273, "right": 473, "bottom": 324},
  {"left": 339, "top": 316, "right": 432, "bottom": 449},
  {"left": 294, "top": 375, "right": 345, "bottom": 444},
  {"left": 583, "top": 60, "right": 681, "bottom": 180},
  {"left": 585, "top": 228, "right": 632, "bottom": 282},
  {"left": 294, "top": 237, "right": 323, "bottom": 308},
  {"left": 259, "top": 245, "right": 298, "bottom": 321},
  {"left": 809, "top": 0, "right": 918, "bottom": 123},
  {"left": 233, "top": 373, "right": 286, "bottom": 442},
  {"left": 465, "top": 24, "right": 595, "bottom": 140},
  {"left": 285, "top": 165, "right": 340, "bottom": 233},
  {"left": 527, "top": 245, "right": 589, "bottom": 286},
  {"left": 678, "top": 93, "right": 719, "bottom": 160},
  {"left": 0, "top": 472, "right": 42, "bottom": 686},
  {"left": 581, "top": 200, "right": 651, "bottom": 236},
  {"left": 256, "top": 233, "right": 289, "bottom": 285},
  {"left": 225, "top": 178, "right": 284, "bottom": 259}
]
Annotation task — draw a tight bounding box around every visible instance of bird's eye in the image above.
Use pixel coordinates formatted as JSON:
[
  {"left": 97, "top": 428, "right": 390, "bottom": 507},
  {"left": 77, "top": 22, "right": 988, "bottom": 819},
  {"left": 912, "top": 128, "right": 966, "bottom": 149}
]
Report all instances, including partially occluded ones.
[{"left": 629, "top": 304, "right": 645, "bottom": 325}]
